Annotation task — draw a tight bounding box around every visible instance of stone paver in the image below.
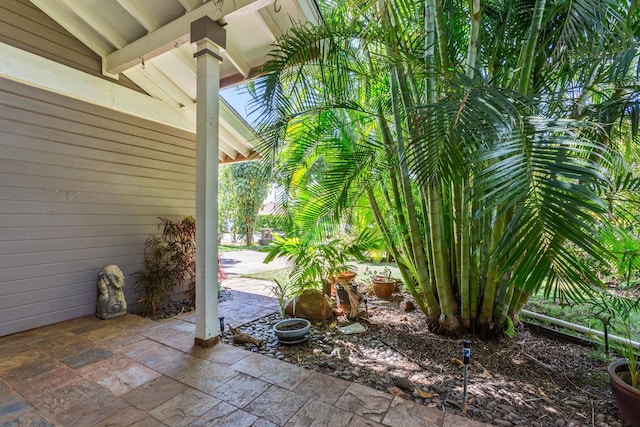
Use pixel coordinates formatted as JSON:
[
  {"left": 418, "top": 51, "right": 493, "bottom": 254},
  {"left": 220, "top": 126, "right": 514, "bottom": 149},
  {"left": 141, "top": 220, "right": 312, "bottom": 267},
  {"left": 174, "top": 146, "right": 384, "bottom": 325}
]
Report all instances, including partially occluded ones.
[
  {"left": 192, "top": 342, "right": 251, "bottom": 365},
  {"left": 229, "top": 352, "right": 281, "bottom": 378},
  {"left": 0, "top": 270, "right": 490, "bottom": 427},
  {"left": 211, "top": 373, "right": 271, "bottom": 407},
  {"left": 121, "top": 375, "right": 188, "bottom": 411},
  {"left": 382, "top": 396, "right": 444, "bottom": 427},
  {"left": 285, "top": 399, "right": 354, "bottom": 426},
  {"left": 153, "top": 352, "right": 212, "bottom": 380},
  {"left": 148, "top": 388, "right": 220, "bottom": 427},
  {"left": 12, "top": 366, "right": 81, "bottom": 398},
  {"left": 96, "top": 363, "right": 161, "bottom": 395},
  {"left": 335, "top": 382, "right": 393, "bottom": 423},
  {"left": 192, "top": 401, "right": 258, "bottom": 427},
  {"left": 259, "top": 360, "right": 313, "bottom": 391},
  {"left": 244, "top": 384, "right": 309, "bottom": 425},
  {"left": 294, "top": 371, "right": 351, "bottom": 405},
  {"left": 181, "top": 363, "right": 238, "bottom": 394}
]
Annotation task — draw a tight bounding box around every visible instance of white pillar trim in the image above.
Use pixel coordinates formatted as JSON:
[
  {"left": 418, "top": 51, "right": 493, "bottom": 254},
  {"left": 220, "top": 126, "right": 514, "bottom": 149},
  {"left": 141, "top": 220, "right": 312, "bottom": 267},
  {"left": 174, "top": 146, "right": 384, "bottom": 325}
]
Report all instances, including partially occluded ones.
[{"left": 192, "top": 18, "right": 225, "bottom": 347}]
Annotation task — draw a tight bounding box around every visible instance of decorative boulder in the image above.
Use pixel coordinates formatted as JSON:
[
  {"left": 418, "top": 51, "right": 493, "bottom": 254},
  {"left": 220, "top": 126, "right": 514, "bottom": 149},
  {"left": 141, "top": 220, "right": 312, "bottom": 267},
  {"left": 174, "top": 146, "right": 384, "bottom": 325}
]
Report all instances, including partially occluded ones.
[{"left": 285, "top": 289, "right": 333, "bottom": 322}]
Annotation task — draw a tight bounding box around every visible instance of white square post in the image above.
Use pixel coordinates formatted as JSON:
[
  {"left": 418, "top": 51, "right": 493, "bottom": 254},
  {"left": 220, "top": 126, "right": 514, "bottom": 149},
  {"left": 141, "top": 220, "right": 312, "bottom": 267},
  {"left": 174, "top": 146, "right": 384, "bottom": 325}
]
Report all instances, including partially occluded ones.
[{"left": 191, "top": 16, "right": 226, "bottom": 347}]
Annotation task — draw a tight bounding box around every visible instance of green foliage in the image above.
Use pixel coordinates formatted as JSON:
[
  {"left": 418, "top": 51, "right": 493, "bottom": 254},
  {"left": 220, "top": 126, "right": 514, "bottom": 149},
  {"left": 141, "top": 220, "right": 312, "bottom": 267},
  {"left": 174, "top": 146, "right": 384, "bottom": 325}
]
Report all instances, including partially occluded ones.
[
  {"left": 256, "top": 214, "right": 295, "bottom": 235},
  {"left": 587, "top": 233, "right": 640, "bottom": 388},
  {"left": 263, "top": 228, "right": 380, "bottom": 295},
  {"left": 134, "top": 217, "right": 196, "bottom": 316},
  {"left": 219, "top": 161, "right": 273, "bottom": 245},
  {"left": 250, "top": 0, "right": 638, "bottom": 335},
  {"left": 597, "top": 226, "right": 640, "bottom": 288},
  {"left": 591, "top": 292, "right": 640, "bottom": 388},
  {"left": 270, "top": 279, "right": 294, "bottom": 318},
  {"left": 362, "top": 266, "right": 392, "bottom": 282}
]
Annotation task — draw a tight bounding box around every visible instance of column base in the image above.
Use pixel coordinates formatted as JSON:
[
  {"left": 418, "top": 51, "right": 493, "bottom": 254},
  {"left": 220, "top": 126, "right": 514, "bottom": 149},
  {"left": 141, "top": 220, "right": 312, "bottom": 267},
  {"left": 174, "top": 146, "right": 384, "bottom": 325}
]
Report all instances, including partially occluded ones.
[{"left": 194, "top": 336, "right": 219, "bottom": 347}]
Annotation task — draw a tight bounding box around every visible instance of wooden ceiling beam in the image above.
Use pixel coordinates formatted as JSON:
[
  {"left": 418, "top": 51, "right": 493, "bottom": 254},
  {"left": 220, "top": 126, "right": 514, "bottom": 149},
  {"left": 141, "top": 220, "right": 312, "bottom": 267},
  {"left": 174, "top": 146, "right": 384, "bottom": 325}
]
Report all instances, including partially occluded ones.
[
  {"left": 115, "top": 0, "right": 162, "bottom": 32},
  {"left": 104, "top": 0, "right": 273, "bottom": 75}
]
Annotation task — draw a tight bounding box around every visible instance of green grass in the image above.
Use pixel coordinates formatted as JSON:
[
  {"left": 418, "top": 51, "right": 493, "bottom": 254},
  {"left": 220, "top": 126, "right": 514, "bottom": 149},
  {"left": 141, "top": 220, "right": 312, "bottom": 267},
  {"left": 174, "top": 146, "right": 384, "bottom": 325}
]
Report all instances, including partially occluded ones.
[
  {"left": 239, "top": 260, "right": 402, "bottom": 303},
  {"left": 239, "top": 260, "right": 401, "bottom": 284},
  {"left": 219, "top": 244, "right": 265, "bottom": 252},
  {"left": 241, "top": 268, "right": 290, "bottom": 282},
  {"left": 524, "top": 292, "right": 640, "bottom": 342}
]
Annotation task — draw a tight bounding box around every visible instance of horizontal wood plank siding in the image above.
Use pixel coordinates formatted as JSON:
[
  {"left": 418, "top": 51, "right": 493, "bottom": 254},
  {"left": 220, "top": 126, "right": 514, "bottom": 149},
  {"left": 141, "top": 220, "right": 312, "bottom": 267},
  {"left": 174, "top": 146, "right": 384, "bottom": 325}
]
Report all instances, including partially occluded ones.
[
  {"left": 0, "top": 0, "right": 143, "bottom": 93},
  {"left": 0, "top": 78, "right": 197, "bottom": 336}
]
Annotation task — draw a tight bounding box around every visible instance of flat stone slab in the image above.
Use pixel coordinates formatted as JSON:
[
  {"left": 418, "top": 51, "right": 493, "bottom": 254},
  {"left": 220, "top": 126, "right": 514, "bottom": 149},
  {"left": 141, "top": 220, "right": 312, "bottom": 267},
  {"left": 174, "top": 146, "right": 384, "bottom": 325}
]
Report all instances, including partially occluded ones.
[{"left": 339, "top": 323, "right": 367, "bottom": 334}]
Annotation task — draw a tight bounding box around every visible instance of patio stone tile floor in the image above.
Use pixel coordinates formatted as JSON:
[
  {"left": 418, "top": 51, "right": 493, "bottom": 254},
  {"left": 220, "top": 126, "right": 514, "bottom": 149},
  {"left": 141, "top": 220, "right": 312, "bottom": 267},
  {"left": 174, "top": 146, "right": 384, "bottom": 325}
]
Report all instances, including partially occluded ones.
[{"left": 0, "top": 287, "right": 488, "bottom": 426}]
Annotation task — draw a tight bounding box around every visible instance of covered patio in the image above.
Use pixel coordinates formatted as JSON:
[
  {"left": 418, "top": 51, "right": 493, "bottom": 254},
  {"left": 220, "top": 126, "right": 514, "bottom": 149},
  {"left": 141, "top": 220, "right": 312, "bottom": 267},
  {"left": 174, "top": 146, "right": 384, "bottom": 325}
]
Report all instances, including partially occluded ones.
[
  {"left": 0, "top": 0, "right": 318, "bottom": 341},
  {"left": 0, "top": 283, "right": 485, "bottom": 426}
]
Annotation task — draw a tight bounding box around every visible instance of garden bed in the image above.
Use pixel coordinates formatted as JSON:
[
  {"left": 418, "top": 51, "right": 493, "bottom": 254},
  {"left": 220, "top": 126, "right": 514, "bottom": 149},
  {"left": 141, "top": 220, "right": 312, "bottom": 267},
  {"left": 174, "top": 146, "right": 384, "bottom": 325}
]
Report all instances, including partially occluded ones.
[{"left": 223, "top": 292, "right": 629, "bottom": 427}]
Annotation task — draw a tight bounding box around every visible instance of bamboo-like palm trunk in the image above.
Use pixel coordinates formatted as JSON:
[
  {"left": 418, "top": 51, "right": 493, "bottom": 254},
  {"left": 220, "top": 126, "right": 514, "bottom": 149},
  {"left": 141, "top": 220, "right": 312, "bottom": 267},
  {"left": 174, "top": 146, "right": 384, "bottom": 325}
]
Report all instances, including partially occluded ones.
[
  {"left": 518, "top": 0, "right": 547, "bottom": 94},
  {"left": 427, "top": 182, "right": 460, "bottom": 330},
  {"left": 478, "top": 212, "right": 507, "bottom": 326}
]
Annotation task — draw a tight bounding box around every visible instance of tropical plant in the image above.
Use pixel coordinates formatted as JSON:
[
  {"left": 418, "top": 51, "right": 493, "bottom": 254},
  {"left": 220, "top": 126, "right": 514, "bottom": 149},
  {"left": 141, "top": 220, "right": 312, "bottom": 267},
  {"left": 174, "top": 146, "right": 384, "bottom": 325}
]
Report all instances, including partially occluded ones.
[
  {"left": 269, "top": 279, "right": 294, "bottom": 318},
  {"left": 592, "top": 291, "right": 640, "bottom": 388},
  {"left": 134, "top": 216, "right": 196, "bottom": 315},
  {"left": 250, "top": 0, "right": 639, "bottom": 334},
  {"left": 263, "top": 229, "right": 378, "bottom": 294},
  {"left": 363, "top": 266, "right": 393, "bottom": 282},
  {"left": 219, "top": 161, "right": 273, "bottom": 245}
]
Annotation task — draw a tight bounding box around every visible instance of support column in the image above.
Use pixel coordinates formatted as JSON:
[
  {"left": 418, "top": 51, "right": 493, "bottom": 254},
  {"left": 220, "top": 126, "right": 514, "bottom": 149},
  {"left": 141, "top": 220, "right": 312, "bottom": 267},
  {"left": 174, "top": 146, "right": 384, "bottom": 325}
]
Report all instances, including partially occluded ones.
[{"left": 191, "top": 17, "right": 226, "bottom": 347}]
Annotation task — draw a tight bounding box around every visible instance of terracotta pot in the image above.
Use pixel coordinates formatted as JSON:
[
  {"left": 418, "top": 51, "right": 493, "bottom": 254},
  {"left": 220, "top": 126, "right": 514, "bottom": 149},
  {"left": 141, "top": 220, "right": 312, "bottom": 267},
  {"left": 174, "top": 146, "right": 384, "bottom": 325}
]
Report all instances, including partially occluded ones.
[
  {"left": 608, "top": 360, "right": 640, "bottom": 426},
  {"left": 372, "top": 278, "right": 396, "bottom": 299},
  {"left": 336, "top": 271, "right": 357, "bottom": 284}
]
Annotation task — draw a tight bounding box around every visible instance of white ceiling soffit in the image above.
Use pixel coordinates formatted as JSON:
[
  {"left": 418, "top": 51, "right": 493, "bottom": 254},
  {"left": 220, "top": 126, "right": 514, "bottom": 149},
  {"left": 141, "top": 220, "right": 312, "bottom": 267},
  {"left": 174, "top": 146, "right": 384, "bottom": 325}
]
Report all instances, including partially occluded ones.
[{"left": 29, "top": 0, "right": 321, "bottom": 163}]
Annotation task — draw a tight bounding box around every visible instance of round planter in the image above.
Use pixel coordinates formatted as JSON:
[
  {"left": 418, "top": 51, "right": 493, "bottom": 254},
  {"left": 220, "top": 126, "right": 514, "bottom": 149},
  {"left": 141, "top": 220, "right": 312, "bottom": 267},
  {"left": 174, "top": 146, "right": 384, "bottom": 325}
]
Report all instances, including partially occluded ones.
[
  {"left": 273, "top": 318, "right": 311, "bottom": 343},
  {"left": 372, "top": 278, "right": 396, "bottom": 299},
  {"left": 608, "top": 360, "right": 640, "bottom": 426},
  {"left": 336, "top": 271, "right": 357, "bottom": 285}
]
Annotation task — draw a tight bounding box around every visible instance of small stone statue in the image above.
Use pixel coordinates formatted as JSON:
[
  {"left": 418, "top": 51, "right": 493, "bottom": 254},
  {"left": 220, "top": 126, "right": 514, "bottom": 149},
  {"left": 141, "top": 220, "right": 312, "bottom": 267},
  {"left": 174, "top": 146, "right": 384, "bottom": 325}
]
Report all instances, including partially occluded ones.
[{"left": 96, "top": 264, "right": 127, "bottom": 319}]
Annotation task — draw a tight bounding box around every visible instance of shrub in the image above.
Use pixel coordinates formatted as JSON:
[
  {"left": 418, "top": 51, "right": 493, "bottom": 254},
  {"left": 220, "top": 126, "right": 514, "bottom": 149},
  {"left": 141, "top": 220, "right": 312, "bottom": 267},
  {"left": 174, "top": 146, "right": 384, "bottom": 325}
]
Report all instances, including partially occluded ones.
[{"left": 134, "top": 216, "right": 196, "bottom": 316}]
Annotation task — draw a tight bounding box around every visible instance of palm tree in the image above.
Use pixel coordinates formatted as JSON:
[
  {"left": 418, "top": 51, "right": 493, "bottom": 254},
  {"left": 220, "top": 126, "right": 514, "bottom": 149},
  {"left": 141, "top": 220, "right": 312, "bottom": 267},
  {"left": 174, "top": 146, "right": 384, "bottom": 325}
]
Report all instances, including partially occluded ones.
[{"left": 251, "top": 0, "right": 638, "bottom": 334}]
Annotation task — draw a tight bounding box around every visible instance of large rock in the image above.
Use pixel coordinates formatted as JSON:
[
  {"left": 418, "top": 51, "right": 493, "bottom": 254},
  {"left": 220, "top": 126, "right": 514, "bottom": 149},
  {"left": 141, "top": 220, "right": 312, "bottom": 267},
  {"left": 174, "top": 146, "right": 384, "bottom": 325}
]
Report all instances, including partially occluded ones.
[{"left": 285, "top": 289, "right": 333, "bottom": 321}]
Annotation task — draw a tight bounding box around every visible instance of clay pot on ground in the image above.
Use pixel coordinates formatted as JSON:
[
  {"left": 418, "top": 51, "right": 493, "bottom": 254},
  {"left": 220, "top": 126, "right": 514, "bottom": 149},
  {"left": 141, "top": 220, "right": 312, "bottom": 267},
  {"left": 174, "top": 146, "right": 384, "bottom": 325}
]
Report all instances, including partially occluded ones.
[
  {"left": 336, "top": 271, "right": 357, "bottom": 284},
  {"left": 608, "top": 360, "right": 640, "bottom": 426},
  {"left": 272, "top": 318, "right": 311, "bottom": 343},
  {"left": 372, "top": 276, "right": 396, "bottom": 299}
]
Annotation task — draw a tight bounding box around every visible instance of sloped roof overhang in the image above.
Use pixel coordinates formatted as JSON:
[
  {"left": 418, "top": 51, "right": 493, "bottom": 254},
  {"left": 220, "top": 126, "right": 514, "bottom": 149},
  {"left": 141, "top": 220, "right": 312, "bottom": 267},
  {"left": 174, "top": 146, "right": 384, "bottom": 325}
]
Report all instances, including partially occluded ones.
[{"left": 26, "top": 0, "right": 321, "bottom": 162}]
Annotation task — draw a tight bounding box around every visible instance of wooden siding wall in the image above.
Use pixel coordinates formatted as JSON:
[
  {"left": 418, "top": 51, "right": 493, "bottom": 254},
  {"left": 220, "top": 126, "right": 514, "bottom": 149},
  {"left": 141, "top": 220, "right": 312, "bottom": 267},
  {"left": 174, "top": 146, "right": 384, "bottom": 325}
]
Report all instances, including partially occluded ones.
[
  {"left": 0, "top": 0, "right": 143, "bottom": 93},
  {"left": 0, "top": 78, "right": 197, "bottom": 337}
]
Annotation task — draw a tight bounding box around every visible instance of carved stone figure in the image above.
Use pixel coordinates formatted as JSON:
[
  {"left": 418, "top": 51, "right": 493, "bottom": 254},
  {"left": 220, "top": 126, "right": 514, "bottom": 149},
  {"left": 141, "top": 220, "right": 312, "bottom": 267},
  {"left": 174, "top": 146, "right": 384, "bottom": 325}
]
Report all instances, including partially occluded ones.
[{"left": 96, "top": 264, "right": 127, "bottom": 319}]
